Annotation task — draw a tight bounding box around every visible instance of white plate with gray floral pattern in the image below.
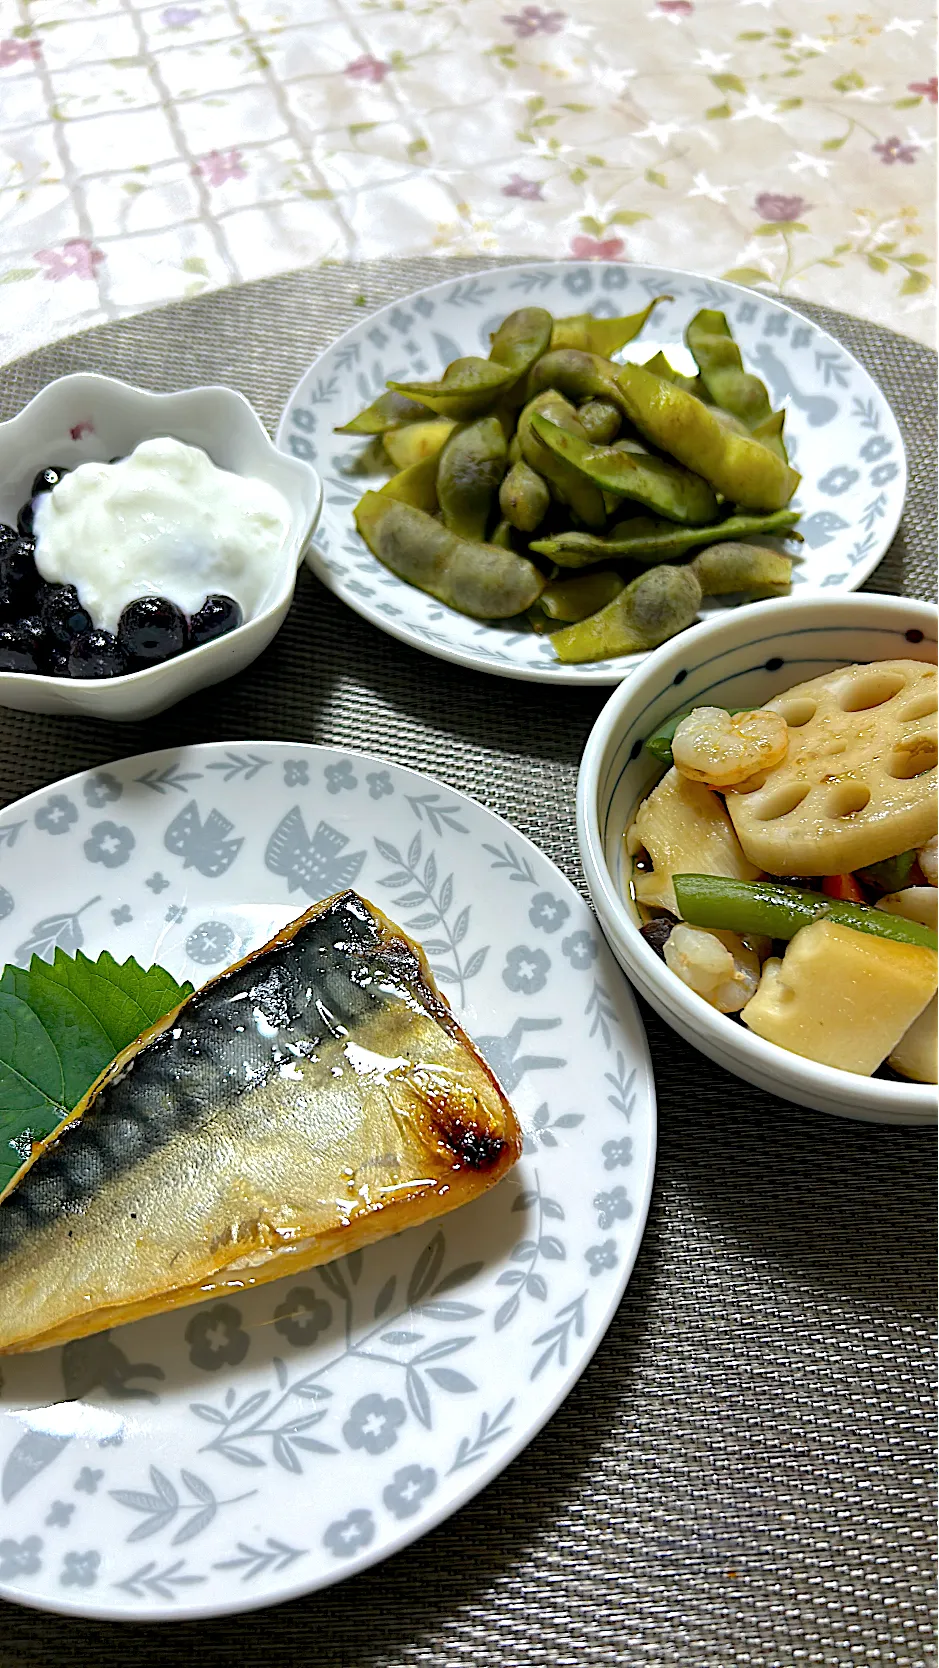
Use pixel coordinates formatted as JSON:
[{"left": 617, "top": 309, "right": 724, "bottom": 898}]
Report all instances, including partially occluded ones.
[
  {"left": 277, "top": 261, "right": 906, "bottom": 687},
  {"left": 0, "top": 742, "right": 654, "bottom": 1620}
]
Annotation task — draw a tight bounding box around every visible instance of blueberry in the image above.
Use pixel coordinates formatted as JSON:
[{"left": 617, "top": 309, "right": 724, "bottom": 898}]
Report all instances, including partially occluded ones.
[
  {"left": 66, "top": 629, "right": 126, "bottom": 680},
  {"left": 117, "top": 595, "right": 188, "bottom": 669},
  {"left": 17, "top": 614, "right": 49, "bottom": 661},
  {"left": 16, "top": 497, "right": 43, "bottom": 538},
  {"left": 190, "top": 593, "right": 243, "bottom": 648},
  {"left": 0, "top": 624, "right": 41, "bottom": 674},
  {"left": 30, "top": 465, "right": 69, "bottom": 499},
  {"left": 46, "top": 646, "right": 69, "bottom": 678},
  {"left": 0, "top": 541, "right": 39, "bottom": 619},
  {"left": 0, "top": 524, "right": 18, "bottom": 557},
  {"left": 40, "top": 583, "right": 92, "bottom": 646}
]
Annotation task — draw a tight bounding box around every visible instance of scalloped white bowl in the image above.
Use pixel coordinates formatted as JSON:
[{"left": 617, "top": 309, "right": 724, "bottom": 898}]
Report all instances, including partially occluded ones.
[
  {"left": 0, "top": 375, "right": 322, "bottom": 720},
  {"left": 577, "top": 593, "right": 938, "bottom": 1126}
]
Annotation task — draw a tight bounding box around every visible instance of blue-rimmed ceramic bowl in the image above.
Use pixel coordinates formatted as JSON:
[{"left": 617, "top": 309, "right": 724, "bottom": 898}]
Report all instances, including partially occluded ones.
[{"left": 577, "top": 594, "right": 938, "bottom": 1126}]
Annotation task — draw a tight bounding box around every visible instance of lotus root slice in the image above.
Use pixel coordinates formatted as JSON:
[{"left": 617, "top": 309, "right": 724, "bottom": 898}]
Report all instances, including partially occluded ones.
[{"left": 727, "top": 659, "right": 938, "bottom": 875}]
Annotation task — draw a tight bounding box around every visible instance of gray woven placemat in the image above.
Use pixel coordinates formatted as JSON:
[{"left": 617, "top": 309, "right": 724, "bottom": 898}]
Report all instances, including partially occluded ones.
[{"left": 0, "top": 263, "right": 935, "bottom": 1668}]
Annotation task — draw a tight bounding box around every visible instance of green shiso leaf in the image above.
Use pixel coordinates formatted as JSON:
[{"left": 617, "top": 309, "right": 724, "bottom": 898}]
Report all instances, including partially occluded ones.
[{"left": 0, "top": 951, "right": 193, "bottom": 1195}]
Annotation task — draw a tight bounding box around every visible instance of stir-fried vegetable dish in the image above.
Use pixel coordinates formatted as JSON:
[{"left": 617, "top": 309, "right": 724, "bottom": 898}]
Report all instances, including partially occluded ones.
[{"left": 627, "top": 658, "right": 938, "bottom": 1083}]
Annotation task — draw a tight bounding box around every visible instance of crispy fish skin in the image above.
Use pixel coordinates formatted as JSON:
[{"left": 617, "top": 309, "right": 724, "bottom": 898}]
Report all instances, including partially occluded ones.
[{"left": 0, "top": 892, "right": 521, "bottom": 1354}]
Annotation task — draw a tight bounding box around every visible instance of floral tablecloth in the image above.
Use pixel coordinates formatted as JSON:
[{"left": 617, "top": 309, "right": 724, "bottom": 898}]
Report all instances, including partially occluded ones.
[{"left": 0, "top": 0, "right": 934, "bottom": 368}]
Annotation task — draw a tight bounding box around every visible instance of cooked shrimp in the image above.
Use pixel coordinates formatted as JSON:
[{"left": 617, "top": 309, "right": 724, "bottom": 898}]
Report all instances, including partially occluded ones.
[
  {"left": 663, "top": 924, "right": 762, "bottom": 1013},
  {"left": 671, "top": 706, "right": 789, "bottom": 789}
]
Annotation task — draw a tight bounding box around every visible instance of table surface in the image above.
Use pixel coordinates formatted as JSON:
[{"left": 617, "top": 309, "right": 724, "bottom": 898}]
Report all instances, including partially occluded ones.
[
  {"left": 0, "top": 262, "right": 936, "bottom": 1667},
  {"left": 0, "top": 0, "right": 935, "bottom": 372}
]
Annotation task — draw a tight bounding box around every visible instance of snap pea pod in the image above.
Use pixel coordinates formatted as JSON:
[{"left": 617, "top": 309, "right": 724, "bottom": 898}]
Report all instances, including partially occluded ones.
[
  {"left": 673, "top": 875, "right": 939, "bottom": 952},
  {"left": 437, "top": 414, "right": 508, "bottom": 540},
  {"left": 499, "top": 458, "right": 551, "bottom": 533},
  {"left": 530, "top": 414, "right": 720, "bottom": 526},
  {"left": 354, "top": 494, "right": 544, "bottom": 618},
  {"left": 690, "top": 541, "right": 792, "bottom": 597},
  {"left": 685, "top": 309, "right": 775, "bottom": 430},
  {"left": 489, "top": 307, "right": 554, "bottom": 381},
  {"left": 377, "top": 453, "right": 439, "bottom": 513},
  {"left": 389, "top": 357, "right": 515, "bottom": 420},
  {"left": 550, "top": 296, "right": 670, "bottom": 356},
  {"left": 335, "top": 389, "right": 431, "bottom": 435},
  {"left": 531, "top": 508, "right": 802, "bottom": 568},
  {"left": 383, "top": 419, "right": 455, "bottom": 469},
  {"left": 540, "top": 571, "right": 624, "bottom": 622},
  {"left": 551, "top": 564, "right": 701, "bottom": 664},
  {"left": 518, "top": 392, "right": 606, "bottom": 531},
  {"left": 577, "top": 398, "right": 622, "bottom": 445},
  {"left": 615, "top": 362, "right": 801, "bottom": 511}
]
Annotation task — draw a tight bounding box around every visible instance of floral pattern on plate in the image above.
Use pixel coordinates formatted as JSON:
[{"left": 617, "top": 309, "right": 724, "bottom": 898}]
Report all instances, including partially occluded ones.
[
  {"left": 276, "top": 262, "right": 906, "bottom": 687},
  {"left": 0, "top": 741, "right": 654, "bottom": 1621}
]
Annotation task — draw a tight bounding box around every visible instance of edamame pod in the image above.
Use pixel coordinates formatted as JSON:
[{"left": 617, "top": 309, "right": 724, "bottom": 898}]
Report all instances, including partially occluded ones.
[
  {"left": 540, "top": 571, "right": 624, "bottom": 622},
  {"left": 641, "top": 351, "right": 707, "bottom": 399},
  {"left": 690, "top": 541, "right": 792, "bottom": 598},
  {"left": 389, "top": 357, "right": 515, "bottom": 420},
  {"left": 685, "top": 309, "right": 774, "bottom": 430},
  {"left": 489, "top": 307, "right": 554, "bottom": 380},
  {"left": 526, "top": 349, "right": 628, "bottom": 411},
  {"left": 530, "top": 414, "right": 720, "bottom": 526},
  {"left": 577, "top": 398, "right": 622, "bottom": 444},
  {"left": 518, "top": 392, "right": 607, "bottom": 530},
  {"left": 490, "top": 519, "right": 517, "bottom": 550},
  {"left": 383, "top": 420, "right": 455, "bottom": 469},
  {"left": 437, "top": 415, "right": 508, "bottom": 540},
  {"left": 530, "top": 508, "right": 802, "bottom": 567},
  {"left": 614, "top": 362, "right": 801, "bottom": 511},
  {"left": 499, "top": 459, "right": 551, "bottom": 533},
  {"left": 551, "top": 564, "right": 702, "bottom": 663},
  {"left": 378, "top": 453, "right": 439, "bottom": 513},
  {"left": 549, "top": 296, "right": 670, "bottom": 355},
  {"left": 354, "top": 494, "right": 544, "bottom": 619},
  {"left": 335, "top": 389, "right": 431, "bottom": 435},
  {"left": 751, "top": 408, "right": 789, "bottom": 465}
]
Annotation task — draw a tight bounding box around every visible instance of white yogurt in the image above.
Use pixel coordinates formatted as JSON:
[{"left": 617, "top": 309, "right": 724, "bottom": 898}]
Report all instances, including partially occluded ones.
[{"left": 33, "top": 437, "right": 291, "bottom": 634}]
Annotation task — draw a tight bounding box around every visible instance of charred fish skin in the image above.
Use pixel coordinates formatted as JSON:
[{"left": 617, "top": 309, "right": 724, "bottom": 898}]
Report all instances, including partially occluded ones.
[{"left": 0, "top": 892, "right": 521, "bottom": 1354}]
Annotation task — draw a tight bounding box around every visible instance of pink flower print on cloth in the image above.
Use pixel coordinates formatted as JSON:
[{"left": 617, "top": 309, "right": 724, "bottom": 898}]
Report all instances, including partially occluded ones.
[
  {"left": 754, "top": 193, "right": 810, "bottom": 223},
  {"left": 503, "top": 175, "right": 544, "bottom": 200},
  {"left": 35, "top": 240, "right": 105, "bottom": 281},
  {"left": 344, "top": 55, "right": 390, "bottom": 83},
  {"left": 873, "top": 135, "right": 919, "bottom": 165},
  {"left": 195, "top": 149, "right": 247, "bottom": 186},
  {"left": 0, "top": 38, "right": 41, "bottom": 67},
  {"left": 503, "top": 6, "right": 565, "bottom": 38},
  {"left": 569, "top": 234, "right": 625, "bottom": 260}
]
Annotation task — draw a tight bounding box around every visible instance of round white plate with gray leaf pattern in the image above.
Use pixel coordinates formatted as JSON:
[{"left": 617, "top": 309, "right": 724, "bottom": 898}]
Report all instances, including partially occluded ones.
[
  {"left": 277, "top": 262, "right": 906, "bottom": 687},
  {"left": 0, "top": 742, "right": 654, "bottom": 1621}
]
